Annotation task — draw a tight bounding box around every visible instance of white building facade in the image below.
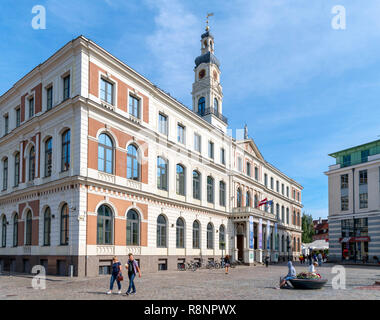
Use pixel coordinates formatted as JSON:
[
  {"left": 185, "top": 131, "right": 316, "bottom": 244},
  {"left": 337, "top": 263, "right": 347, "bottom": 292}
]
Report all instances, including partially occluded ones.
[
  {"left": 326, "top": 139, "right": 380, "bottom": 262},
  {"left": 0, "top": 29, "right": 302, "bottom": 276}
]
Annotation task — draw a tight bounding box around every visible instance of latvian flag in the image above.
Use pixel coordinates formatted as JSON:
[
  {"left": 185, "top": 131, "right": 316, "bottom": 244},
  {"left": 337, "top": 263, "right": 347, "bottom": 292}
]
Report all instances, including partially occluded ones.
[{"left": 259, "top": 198, "right": 273, "bottom": 207}]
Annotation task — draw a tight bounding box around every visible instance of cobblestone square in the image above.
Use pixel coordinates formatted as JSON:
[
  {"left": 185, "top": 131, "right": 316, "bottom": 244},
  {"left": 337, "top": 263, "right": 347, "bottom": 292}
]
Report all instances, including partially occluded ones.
[{"left": 1, "top": 262, "right": 380, "bottom": 300}]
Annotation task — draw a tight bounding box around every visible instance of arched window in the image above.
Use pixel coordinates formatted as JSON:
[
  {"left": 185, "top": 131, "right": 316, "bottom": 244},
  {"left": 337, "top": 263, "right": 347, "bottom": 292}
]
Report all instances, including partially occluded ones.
[
  {"left": 25, "top": 210, "right": 32, "bottom": 246},
  {"left": 156, "top": 215, "right": 167, "bottom": 248},
  {"left": 207, "top": 176, "right": 214, "bottom": 203},
  {"left": 293, "top": 237, "right": 296, "bottom": 251},
  {"left": 14, "top": 153, "right": 20, "bottom": 187},
  {"left": 281, "top": 206, "right": 285, "bottom": 222},
  {"left": 286, "top": 208, "right": 289, "bottom": 224},
  {"left": 246, "top": 191, "right": 251, "bottom": 207},
  {"left": 98, "top": 133, "right": 113, "bottom": 174},
  {"left": 127, "top": 144, "right": 140, "bottom": 181},
  {"left": 176, "top": 164, "right": 185, "bottom": 196},
  {"left": 254, "top": 194, "right": 259, "bottom": 208},
  {"left": 45, "top": 138, "right": 52, "bottom": 177},
  {"left": 43, "top": 207, "right": 51, "bottom": 246},
  {"left": 207, "top": 223, "right": 214, "bottom": 249},
  {"left": 13, "top": 213, "right": 18, "bottom": 247},
  {"left": 297, "top": 238, "right": 300, "bottom": 252},
  {"left": 236, "top": 188, "right": 242, "bottom": 207},
  {"left": 219, "top": 181, "right": 226, "bottom": 206},
  {"left": 198, "top": 97, "right": 205, "bottom": 116},
  {"left": 276, "top": 203, "right": 280, "bottom": 219},
  {"left": 60, "top": 204, "right": 69, "bottom": 245},
  {"left": 219, "top": 225, "right": 225, "bottom": 250},
  {"left": 29, "top": 147, "right": 35, "bottom": 181},
  {"left": 1, "top": 215, "right": 6, "bottom": 248},
  {"left": 270, "top": 202, "right": 274, "bottom": 214},
  {"left": 193, "top": 171, "right": 201, "bottom": 200},
  {"left": 214, "top": 98, "right": 218, "bottom": 113},
  {"left": 2, "top": 158, "right": 8, "bottom": 190},
  {"left": 127, "top": 209, "right": 140, "bottom": 246},
  {"left": 61, "top": 129, "right": 71, "bottom": 171},
  {"left": 281, "top": 235, "right": 285, "bottom": 252},
  {"left": 176, "top": 218, "right": 185, "bottom": 248},
  {"left": 97, "top": 205, "right": 113, "bottom": 245},
  {"left": 193, "top": 220, "right": 200, "bottom": 249},
  {"left": 287, "top": 236, "right": 290, "bottom": 252},
  {"left": 157, "top": 157, "right": 168, "bottom": 191},
  {"left": 297, "top": 212, "right": 300, "bottom": 226}
]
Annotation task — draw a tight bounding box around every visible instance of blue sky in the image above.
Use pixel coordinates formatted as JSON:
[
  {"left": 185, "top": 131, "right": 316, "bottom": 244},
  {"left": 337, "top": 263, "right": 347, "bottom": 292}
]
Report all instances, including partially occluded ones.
[{"left": 1, "top": 0, "right": 380, "bottom": 219}]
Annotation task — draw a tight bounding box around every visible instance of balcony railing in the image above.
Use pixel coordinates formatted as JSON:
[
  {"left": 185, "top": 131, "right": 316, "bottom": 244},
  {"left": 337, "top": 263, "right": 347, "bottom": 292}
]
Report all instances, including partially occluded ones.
[{"left": 198, "top": 107, "right": 228, "bottom": 124}]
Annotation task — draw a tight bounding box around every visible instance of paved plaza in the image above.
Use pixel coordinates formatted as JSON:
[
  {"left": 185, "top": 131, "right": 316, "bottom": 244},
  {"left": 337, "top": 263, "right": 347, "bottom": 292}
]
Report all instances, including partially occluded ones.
[{"left": 0, "top": 262, "right": 380, "bottom": 300}]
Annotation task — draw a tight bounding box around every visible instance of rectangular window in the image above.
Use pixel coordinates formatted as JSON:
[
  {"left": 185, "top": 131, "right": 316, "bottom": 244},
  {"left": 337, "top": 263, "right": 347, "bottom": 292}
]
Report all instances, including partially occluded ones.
[
  {"left": 15, "top": 108, "right": 20, "bottom": 127},
  {"left": 129, "top": 95, "right": 140, "bottom": 119},
  {"left": 194, "top": 133, "right": 201, "bottom": 152},
  {"left": 29, "top": 98, "right": 34, "bottom": 118},
  {"left": 4, "top": 115, "right": 9, "bottom": 135},
  {"left": 63, "top": 75, "right": 70, "bottom": 100},
  {"left": 177, "top": 124, "right": 185, "bottom": 144},
  {"left": 254, "top": 167, "right": 259, "bottom": 180},
  {"left": 219, "top": 181, "right": 226, "bottom": 206},
  {"left": 220, "top": 148, "right": 225, "bottom": 165},
  {"left": 359, "top": 170, "right": 367, "bottom": 185},
  {"left": 361, "top": 150, "right": 369, "bottom": 163},
  {"left": 270, "top": 177, "right": 273, "bottom": 189},
  {"left": 158, "top": 113, "right": 168, "bottom": 135},
  {"left": 359, "top": 193, "right": 368, "bottom": 209},
  {"left": 342, "top": 154, "right": 351, "bottom": 167},
  {"left": 293, "top": 189, "right": 296, "bottom": 199},
  {"left": 2, "top": 159, "right": 8, "bottom": 190},
  {"left": 264, "top": 174, "right": 268, "bottom": 187},
  {"left": 208, "top": 141, "right": 214, "bottom": 159},
  {"left": 341, "top": 174, "right": 348, "bottom": 189},
  {"left": 46, "top": 86, "right": 53, "bottom": 110},
  {"left": 246, "top": 162, "right": 251, "bottom": 176},
  {"left": 276, "top": 181, "right": 279, "bottom": 192},
  {"left": 341, "top": 195, "right": 349, "bottom": 211},
  {"left": 100, "top": 79, "right": 113, "bottom": 104},
  {"left": 286, "top": 186, "right": 289, "bottom": 197},
  {"left": 281, "top": 184, "right": 284, "bottom": 195},
  {"left": 237, "top": 157, "right": 242, "bottom": 172}
]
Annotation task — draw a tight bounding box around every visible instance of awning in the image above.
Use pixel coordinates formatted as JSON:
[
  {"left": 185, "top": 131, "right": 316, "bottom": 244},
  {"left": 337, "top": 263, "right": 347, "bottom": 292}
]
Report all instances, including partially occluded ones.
[{"left": 339, "top": 237, "right": 370, "bottom": 243}]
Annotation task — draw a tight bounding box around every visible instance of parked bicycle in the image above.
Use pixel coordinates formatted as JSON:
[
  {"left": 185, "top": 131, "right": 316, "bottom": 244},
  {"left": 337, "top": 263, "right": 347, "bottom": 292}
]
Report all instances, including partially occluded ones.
[{"left": 206, "top": 260, "right": 220, "bottom": 269}]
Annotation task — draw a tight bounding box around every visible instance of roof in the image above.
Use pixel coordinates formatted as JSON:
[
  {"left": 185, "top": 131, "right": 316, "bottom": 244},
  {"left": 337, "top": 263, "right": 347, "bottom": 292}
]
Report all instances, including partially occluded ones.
[
  {"left": 195, "top": 51, "right": 220, "bottom": 68},
  {"left": 329, "top": 139, "right": 380, "bottom": 158}
]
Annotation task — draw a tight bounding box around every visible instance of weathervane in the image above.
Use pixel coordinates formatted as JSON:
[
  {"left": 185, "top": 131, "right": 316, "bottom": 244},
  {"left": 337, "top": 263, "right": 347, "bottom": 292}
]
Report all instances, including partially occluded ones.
[{"left": 206, "top": 13, "right": 214, "bottom": 31}]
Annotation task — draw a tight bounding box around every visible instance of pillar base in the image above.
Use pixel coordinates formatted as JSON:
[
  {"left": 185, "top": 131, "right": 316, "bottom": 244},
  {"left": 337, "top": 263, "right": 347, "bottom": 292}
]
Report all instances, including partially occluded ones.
[
  {"left": 244, "top": 249, "right": 255, "bottom": 264},
  {"left": 255, "top": 249, "right": 263, "bottom": 263}
]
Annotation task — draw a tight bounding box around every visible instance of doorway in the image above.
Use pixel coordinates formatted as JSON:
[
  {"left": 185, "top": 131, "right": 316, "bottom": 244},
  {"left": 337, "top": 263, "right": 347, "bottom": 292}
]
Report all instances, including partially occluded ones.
[{"left": 237, "top": 235, "right": 244, "bottom": 261}]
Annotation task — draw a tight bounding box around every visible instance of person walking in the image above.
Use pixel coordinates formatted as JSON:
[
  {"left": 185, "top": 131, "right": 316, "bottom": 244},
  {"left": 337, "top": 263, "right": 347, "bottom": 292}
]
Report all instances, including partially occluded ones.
[
  {"left": 125, "top": 253, "right": 141, "bottom": 295},
  {"left": 107, "top": 256, "right": 122, "bottom": 295},
  {"left": 224, "top": 255, "right": 231, "bottom": 274},
  {"left": 317, "top": 252, "right": 323, "bottom": 266}
]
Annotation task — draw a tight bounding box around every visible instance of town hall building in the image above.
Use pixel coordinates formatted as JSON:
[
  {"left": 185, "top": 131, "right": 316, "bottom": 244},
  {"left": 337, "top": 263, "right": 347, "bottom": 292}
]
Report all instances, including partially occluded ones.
[{"left": 0, "top": 25, "right": 302, "bottom": 276}]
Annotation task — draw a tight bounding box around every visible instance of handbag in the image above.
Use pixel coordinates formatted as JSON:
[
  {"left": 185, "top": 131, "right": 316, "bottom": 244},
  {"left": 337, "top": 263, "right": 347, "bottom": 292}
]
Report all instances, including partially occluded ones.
[{"left": 117, "top": 272, "right": 123, "bottom": 282}]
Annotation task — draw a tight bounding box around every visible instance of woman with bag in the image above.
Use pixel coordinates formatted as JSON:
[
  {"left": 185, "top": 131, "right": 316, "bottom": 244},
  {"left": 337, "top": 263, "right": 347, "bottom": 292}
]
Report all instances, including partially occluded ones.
[{"left": 107, "top": 256, "right": 122, "bottom": 295}]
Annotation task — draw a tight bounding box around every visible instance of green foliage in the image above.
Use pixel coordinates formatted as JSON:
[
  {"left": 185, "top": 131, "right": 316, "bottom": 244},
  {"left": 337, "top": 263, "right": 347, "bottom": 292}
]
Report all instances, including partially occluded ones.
[{"left": 302, "top": 212, "right": 315, "bottom": 243}]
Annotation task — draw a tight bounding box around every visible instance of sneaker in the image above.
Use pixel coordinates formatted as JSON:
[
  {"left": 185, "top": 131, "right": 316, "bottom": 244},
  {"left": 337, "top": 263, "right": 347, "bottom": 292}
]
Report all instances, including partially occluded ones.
[
  {"left": 117, "top": 290, "right": 121, "bottom": 295},
  {"left": 106, "top": 290, "right": 112, "bottom": 295},
  {"left": 130, "top": 291, "right": 136, "bottom": 295},
  {"left": 125, "top": 291, "right": 130, "bottom": 295}
]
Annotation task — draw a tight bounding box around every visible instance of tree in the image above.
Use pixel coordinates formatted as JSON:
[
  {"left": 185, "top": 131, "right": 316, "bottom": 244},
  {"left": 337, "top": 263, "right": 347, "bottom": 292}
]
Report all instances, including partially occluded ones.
[{"left": 302, "top": 212, "right": 314, "bottom": 243}]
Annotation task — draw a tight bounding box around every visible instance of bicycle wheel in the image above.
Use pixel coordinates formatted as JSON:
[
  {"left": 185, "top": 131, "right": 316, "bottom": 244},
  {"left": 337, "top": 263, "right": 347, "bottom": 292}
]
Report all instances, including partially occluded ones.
[{"left": 215, "top": 262, "right": 220, "bottom": 269}]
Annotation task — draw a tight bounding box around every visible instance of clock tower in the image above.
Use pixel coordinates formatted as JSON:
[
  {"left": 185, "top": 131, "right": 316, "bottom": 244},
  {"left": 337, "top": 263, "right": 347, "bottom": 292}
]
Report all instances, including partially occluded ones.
[{"left": 192, "top": 20, "right": 227, "bottom": 132}]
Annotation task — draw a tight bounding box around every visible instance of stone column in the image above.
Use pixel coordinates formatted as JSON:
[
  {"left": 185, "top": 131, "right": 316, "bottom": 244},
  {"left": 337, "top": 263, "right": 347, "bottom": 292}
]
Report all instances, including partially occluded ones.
[{"left": 244, "top": 220, "right": 254, "bottom": 264}]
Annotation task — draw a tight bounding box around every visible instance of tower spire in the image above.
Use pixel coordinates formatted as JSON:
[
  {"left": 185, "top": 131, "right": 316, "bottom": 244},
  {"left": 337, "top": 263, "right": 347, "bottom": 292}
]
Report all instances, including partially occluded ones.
[{"left": 206, "top": 13, "right": 214, "bottom": 31}]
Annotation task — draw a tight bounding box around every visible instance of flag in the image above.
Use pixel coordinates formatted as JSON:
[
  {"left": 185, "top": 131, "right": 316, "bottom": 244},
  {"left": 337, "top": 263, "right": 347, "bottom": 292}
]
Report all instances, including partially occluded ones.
[{"left": 258, "top": 198, "right": 268, "bottom": 206}]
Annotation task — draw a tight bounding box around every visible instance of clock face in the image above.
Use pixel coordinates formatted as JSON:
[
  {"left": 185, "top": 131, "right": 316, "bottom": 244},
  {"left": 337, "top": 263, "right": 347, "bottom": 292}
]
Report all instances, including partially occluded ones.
[{"left": 199, "top": 69, "right": 206, "bottom": 79}]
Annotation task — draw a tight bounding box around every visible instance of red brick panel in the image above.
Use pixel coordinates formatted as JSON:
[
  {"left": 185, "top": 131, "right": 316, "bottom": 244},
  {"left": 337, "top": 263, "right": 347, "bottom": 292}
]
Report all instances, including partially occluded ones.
[
  {"left": 20, "top": 93, "right": 28, "bottom": 123},
  {"left": 140, "top": 221, "right": 147, "bottom": 246},
  {"left": 32, "top": 219, "right": 39, "bottom": 246},
  {"left": 88, "top": 139, "right": 98, "bottom": 170},
  {"left": 115, "top": 149, "right": 127, "bottom": 178},
  {"left": 18, "top": 221, "right": 24, "bottom": 246},
  {"left": 28, "top": 199, "right": 40, "bottom": 218},
  {"left": 87, "top": 215, "right": 97, "bottom": 245},
  {"left": 115, "top": 219, "right": 126, "bottom": 246},
  {"left": 31, "top": 83, "right": 42, "bottom": 113}
]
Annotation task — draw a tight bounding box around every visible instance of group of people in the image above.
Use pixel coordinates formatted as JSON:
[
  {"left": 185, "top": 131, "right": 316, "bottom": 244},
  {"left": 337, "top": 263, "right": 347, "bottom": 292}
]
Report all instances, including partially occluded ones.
[
  {"left": 107, "top": 254, "right": 233, "bottom": 295},
  {"left": 299, "top": 251, "right": 325, "bottom": 266},
  {"left": 107, "top": 253, "right": 141, "bottom": 295}
]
